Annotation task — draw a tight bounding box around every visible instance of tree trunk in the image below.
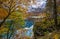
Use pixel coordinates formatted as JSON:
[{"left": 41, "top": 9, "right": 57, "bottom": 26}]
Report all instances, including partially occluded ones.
[{"left": 53, "top": 0, "right": 57, "bottom": 28}]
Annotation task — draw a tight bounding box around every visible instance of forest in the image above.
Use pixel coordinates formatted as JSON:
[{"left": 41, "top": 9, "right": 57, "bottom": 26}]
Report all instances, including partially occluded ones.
[{"left": 0, "top": 0, "right": 60, "bottom": 39}]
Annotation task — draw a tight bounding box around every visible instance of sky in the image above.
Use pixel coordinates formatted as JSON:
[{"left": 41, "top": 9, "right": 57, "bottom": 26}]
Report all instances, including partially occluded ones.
[{"left": 27, "top": 0, "right": 47, "bottom": 12}]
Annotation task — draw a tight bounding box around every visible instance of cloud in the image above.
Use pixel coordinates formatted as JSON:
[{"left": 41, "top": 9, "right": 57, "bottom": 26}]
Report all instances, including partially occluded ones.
[{"left": 27, "top": 0, "right": 47, "bottom": 12}]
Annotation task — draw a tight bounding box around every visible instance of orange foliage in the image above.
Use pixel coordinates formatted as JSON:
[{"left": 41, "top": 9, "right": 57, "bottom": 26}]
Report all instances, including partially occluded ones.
[{"left": 0, "top": 8, "right": 8, "bottom": 19}]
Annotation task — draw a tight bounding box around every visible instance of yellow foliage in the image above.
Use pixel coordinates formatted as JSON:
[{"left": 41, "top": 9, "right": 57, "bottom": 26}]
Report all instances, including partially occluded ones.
[
  {"left": 8, "top": 12, "right": 23, "bottom": 19},
  {"left": 53, "top": 34, "right": 60, "bottom": 39},
  {"left": 0, "top": 26, "right": 8, "bottom": 35},
  {"left": 55, "top": 34, "right": 58, "bottom": 39}
]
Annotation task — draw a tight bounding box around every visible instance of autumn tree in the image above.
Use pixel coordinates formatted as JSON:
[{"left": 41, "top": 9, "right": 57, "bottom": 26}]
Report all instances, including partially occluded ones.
[
  {"left": 0, "top": 0, "right": 26, "bottom": 27},
  {"left": 0, "top": 0, "right": 29, "bottom": 39}
]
